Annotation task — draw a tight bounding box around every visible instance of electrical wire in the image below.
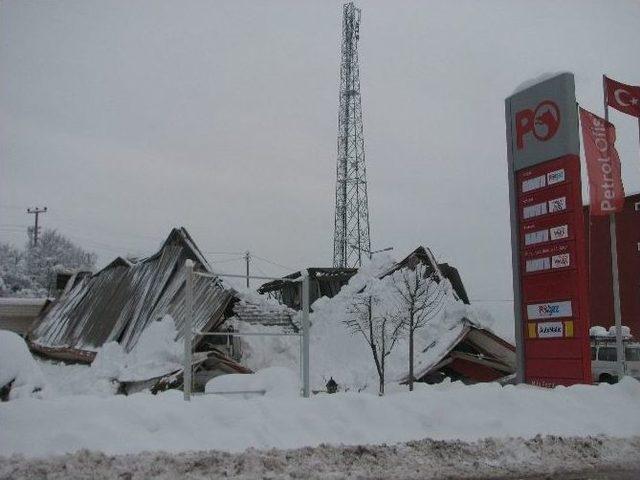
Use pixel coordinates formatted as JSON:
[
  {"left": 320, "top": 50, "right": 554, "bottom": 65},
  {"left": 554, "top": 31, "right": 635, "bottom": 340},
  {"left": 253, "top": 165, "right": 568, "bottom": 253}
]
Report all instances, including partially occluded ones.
[{"left": 251, "top": 254, "right": 295, "bottom": 272}]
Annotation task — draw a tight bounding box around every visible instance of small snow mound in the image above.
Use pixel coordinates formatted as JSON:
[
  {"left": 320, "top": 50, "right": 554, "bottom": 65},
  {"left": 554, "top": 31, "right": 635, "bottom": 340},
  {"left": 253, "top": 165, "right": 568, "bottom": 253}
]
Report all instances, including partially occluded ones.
[
  {"left": 590, "top": 326, "right": 608, "bottom": 337},
  {"left": 205, "top": 367, "right": 299, "bottom": 398},
  {"left": 0, "top": 330, "right": 45, "bottom": 400},
  {"left": 90, "top": 315, "right": 183, "bottom": 383},
  {"left": 608, "top": 325, "right": 631, "bottom": 338}
]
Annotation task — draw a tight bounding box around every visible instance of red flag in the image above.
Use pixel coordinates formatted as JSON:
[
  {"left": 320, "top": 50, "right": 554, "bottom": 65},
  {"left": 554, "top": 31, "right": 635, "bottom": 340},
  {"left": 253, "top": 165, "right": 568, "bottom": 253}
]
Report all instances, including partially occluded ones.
[
  {"left": 604, "top": 76, "right": 640, "bottom": 118},
  {"left": 579, "top": 107, "right": 625, "bottom": 216}
]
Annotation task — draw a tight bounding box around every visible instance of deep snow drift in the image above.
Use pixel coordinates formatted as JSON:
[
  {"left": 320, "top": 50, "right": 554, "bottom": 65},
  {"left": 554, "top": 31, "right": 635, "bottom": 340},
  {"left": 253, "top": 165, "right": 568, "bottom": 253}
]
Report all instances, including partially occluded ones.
[
  {"left": 0, "top": 330, "right": 44, "bottom": 400},
  {"left": 1, "top": 316, "right": 184, "bottom": 399},
  {"left": 1, "top": 376, "right": 639, "bottom": 458},
  {"left": 234, "top": 256, "right": 508, "bottom": 392}
]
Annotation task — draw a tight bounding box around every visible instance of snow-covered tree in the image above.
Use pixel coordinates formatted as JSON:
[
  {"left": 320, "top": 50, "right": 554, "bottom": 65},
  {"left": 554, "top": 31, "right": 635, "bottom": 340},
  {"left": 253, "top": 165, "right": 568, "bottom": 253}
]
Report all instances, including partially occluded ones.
[
  {"left": 343, "top": 278, "right": 404, "bottom": 396},
  {"left": 24, "top": 229, "right": 96, "bottom": 290},
  {"left": 0, "top": 229, "right": 96, "bottom": 297},
  {"left": 388, "top": 263, "right": 447, "bottom": 391}
]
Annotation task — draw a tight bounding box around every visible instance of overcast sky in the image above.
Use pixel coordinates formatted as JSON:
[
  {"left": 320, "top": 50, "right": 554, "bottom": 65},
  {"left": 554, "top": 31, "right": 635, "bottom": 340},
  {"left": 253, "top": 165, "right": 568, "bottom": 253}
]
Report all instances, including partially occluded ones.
[{"left": 1, "top": 1, "right": 639, "bottom": 317}]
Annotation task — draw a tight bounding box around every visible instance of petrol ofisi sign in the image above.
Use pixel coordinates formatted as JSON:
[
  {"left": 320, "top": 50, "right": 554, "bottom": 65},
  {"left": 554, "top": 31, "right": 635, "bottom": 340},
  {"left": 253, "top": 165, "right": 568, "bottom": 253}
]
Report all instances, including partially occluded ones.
[{"left": 505, "top": 73, "right": 591, "bottom": 386}]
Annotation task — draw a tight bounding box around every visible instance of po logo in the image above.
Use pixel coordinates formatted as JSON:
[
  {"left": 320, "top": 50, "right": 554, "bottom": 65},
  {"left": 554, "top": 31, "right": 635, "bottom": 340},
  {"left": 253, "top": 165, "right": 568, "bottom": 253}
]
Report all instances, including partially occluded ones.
[{"left": 515, "top": 100, "right": 561, "bottom": 150}]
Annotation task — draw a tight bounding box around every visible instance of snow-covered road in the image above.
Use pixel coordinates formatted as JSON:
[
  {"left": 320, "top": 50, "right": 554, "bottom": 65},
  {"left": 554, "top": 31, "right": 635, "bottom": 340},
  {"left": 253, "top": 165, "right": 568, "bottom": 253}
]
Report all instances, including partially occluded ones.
[{"left": 1, "top": 435, "right": 639, "bottom": 480}]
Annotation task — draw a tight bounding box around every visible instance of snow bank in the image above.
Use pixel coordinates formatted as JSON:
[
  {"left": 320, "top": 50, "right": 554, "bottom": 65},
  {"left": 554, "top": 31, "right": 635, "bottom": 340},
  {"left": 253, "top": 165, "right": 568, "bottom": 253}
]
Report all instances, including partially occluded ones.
[
  {"left": 27, "top": 316, "right": 183, "bottom": 398},
  {"left": 236, "top": 256, "right": 500, "bottom": 392},
  {"left": 0, "top": 330, "right": 45, "bottom": 400},
  {"left": 205, "top": 367, "right": 299, "bottom": 398},
  {"left": 1, "top": 378, "right": 639, "bottom": 458},
  {"left": 91, "top": 314, "right": 183, "bottom": 383}
]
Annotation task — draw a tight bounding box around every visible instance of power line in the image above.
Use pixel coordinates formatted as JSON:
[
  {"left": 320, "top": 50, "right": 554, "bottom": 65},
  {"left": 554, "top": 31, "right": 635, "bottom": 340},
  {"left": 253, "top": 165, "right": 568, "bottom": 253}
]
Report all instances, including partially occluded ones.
[
  {"left": 209, "top": 256, "right": 245, "bottom": 264},
  {"left": 251, "top": 254, "right": 295, "bottom": 272}
]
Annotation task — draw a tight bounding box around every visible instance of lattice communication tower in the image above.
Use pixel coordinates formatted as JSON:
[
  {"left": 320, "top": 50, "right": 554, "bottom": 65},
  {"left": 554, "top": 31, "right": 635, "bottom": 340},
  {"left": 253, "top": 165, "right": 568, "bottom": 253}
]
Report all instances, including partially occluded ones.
[{"left": 332, "top": 2, "right": 371, "bottom": 268}]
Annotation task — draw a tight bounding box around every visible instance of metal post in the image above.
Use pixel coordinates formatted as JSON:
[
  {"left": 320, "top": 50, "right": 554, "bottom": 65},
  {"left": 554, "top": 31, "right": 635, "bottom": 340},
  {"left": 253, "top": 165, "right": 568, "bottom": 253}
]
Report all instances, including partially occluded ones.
[
  {"left": 609, "top": 214, "right": 625, "bottom": 379},
  {"left": 603, "top": 76, "right": 625, "bottom": 380},
  {"left": 184, "top": 259, "right": 194, "bottom": 401},
  {"left": 301, "top": 271, "right": 310, "bottom": 398},
  {"left": 245, "top": 251, "right": 250, "bottom": 288}
]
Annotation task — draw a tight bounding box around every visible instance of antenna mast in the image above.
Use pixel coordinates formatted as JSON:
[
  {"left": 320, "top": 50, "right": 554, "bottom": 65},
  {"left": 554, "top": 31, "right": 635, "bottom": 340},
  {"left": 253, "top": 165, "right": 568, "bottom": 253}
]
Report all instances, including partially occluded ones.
[{"left": 333, "top": 2, "right": 370, "bottom": 268}]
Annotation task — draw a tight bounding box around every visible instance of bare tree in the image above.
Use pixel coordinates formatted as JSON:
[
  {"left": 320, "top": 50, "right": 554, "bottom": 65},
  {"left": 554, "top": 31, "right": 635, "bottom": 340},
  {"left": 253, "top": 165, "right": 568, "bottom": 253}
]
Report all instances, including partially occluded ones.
[
  {"left": 390, "top": 262, "right": 447, "bottom": 391},
  {"left": 343, "top": 280, "right": 404, "bottom": 395}
]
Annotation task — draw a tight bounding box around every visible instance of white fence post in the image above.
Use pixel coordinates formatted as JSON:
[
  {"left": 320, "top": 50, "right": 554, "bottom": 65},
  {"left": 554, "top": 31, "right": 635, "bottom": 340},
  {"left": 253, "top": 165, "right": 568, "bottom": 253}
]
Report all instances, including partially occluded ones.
[
  {"left": 301, "top": 271, "right": 310, "bottom": 398},
  {"left": 184, "top": 259, "right": 194, "bottom": 401}
]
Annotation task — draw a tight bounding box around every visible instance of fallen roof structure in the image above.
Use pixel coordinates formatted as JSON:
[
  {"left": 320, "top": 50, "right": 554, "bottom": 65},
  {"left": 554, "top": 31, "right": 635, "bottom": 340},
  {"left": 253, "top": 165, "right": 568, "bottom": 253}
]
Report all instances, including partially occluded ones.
[
  {"left": 241, "top": 246, "right": 514, "bottom": 387},
  {"left": 26, "top": 228, "right": 300, "bottom": 392},
  {"left": 379, "top": 246, "right": 514, "bottom": 384},
  {"left": 258, "top": 267, "right": 357, "bottom": 311},
  {"left": 258, "top": 247, "right": 471, "bottom": 311},
  {"left": 29, "top": 228, "right": 233, "bottom": 363}
]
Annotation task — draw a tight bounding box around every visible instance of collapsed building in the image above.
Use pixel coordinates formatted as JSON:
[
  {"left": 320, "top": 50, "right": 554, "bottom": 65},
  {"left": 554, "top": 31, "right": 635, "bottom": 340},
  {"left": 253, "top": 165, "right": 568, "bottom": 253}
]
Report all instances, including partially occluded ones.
[
  {"left": 27, "top": 229, "right": 515, "bottom": 393},
  {"left": 378, "top": 247, "right": 514, "bottom": 384},
  {"left": 258, "top": 246, "right": 515, "bottom": 385},
  {"left": 27, "top": 228, "right": 295, "bottom": 392}
]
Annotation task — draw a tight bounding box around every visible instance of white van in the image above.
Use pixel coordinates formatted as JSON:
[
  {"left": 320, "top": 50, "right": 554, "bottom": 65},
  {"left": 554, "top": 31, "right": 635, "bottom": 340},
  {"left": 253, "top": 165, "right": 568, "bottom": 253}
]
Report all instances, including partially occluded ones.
[{"left": 591, "top": 339, "right": 640, "bottom": 383}]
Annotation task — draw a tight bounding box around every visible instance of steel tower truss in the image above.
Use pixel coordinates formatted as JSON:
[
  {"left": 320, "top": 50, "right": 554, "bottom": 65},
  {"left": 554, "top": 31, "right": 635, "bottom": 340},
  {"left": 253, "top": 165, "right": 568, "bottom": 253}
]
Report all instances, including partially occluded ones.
[{"left": 333, "top": 2, "right": 370, "bottom": 268}]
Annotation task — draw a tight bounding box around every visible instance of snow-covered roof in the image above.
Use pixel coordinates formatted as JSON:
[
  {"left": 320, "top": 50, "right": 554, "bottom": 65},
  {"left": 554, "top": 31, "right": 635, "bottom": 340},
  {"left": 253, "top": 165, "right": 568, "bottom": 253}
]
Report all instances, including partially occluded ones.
[{"left": 29, "top": 227, "right": 233, "bottom": 356}]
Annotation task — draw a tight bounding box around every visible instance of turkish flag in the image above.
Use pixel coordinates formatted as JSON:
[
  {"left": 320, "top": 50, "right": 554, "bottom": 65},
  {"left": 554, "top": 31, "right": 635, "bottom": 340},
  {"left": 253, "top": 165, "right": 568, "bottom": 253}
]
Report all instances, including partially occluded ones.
[
  {"left": 605, "top": 76, "right": 640, "bottom": 118},
  {"left": 579, "top": 107, "right": 625, "bottom": 216}
]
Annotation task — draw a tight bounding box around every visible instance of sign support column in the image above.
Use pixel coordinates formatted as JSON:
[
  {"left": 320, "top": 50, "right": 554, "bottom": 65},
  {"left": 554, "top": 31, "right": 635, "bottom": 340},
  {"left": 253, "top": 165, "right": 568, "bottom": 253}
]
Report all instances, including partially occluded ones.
[{"left": 603, "top": 76, "right": 625, "bottom": 380}]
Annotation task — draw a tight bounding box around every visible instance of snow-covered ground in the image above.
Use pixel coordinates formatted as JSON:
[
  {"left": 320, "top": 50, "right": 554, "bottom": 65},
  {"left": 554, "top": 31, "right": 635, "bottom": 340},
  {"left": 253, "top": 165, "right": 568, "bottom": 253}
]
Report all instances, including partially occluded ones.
[{"left": 2, "top": 376, "right": 639, "bottom": 458}]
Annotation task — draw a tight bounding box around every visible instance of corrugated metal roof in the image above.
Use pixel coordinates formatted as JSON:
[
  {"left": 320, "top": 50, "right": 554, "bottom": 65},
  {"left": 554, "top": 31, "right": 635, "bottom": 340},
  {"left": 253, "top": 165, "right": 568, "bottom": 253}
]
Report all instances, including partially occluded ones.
[
  {"left": 232, "top": 297, "right": 298, "bottom": 332},
  {"left": 29, "top": 228, "right": 232, "bottom": 353}
]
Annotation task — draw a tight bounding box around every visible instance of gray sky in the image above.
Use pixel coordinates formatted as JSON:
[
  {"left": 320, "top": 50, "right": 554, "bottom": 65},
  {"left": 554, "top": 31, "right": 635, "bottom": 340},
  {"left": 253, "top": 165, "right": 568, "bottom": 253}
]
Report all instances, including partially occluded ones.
[{"left": 1, "top": 1, "right": 639, "bottom": 317}]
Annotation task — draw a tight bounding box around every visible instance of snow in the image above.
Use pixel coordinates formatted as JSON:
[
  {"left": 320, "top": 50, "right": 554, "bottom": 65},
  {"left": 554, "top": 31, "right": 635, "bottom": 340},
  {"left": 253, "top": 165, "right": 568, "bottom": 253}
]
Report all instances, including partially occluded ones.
[
  {"left": 91, "top": 314, "right": 183, "bottom": 383},
  {"left": 1, "top": 316, "right": 183, "bottom": 400},
  {"left": 205, "top": 367, "right": 299, "bottom": 398},
  {"left": 2, "top": 436, "right": 639, "bottom": 480},
  {"left": 590, "top": 325, "right": 633, "bottom": 339},
  {"left": 511, "top": 71, "right": 570, "bottom": 95},
  {"left": 1, "top": 377, "right": 639, "bottom": 458},
  {"left": 0, "top": 330, "right": 45, "bottom": 400},
  {"left": 609, "top": 325, "right": 632, "bottom": 338},
  {"left": 234, "top": 256, "right": 503, "bottom": 392}
]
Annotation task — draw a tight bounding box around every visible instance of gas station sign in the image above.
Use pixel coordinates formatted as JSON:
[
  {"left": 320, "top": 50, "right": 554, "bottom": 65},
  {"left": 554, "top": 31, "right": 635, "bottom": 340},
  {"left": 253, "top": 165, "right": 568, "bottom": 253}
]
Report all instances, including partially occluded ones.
[{"left": 505, "top": 73, "right": 592, "bottom": 386}]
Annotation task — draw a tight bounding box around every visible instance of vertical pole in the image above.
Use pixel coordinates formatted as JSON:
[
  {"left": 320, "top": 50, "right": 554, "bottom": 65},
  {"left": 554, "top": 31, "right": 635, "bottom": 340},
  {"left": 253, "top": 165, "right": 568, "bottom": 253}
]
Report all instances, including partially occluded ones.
[
  {"left": 609, "top": 214, "right": 625, "bottom": 378},
  {"left": 184, "top": 259, "right": 194, "bottom": 401},
  {"left": 27, "top": 207, "right": 47, "bottom": 246},
  {"left": 603, "top": 75, "right": 625, "bottom": 380},
  {"left": 505, "top": 98, "right": 525, "bottom": 384},
  {"left": 301, "top": 271, "right": 310, "bottom": 398},
  {"left": 34, "top": 210, "right": 40, "bottom": 246},
  {"left": 245, "top": 251, "right": 250, "bottom": 289}
]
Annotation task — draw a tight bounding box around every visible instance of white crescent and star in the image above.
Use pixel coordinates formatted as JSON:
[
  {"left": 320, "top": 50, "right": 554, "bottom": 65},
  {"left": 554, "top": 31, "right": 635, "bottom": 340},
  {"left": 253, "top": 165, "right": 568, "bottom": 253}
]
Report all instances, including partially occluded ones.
[{"left": 614, "top": 88, "right": 639, "bottom": 107}]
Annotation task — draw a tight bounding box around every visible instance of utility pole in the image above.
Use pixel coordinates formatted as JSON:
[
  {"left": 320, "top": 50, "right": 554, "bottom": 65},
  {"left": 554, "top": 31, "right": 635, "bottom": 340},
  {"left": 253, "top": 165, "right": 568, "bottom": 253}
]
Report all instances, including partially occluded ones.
[
  {"left": 27, "top": 206, "right": 47, "bottom": 246},
  {"left": 244, "top": 251, "right": 250, "bottom": 288}
]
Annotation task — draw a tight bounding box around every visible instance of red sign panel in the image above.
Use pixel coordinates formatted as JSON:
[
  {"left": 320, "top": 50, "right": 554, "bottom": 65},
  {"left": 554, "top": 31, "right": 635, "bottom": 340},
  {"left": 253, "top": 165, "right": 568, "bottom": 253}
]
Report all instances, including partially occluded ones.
[{"left": 515, "top": 155, "right": 592, "bottom": 386}]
